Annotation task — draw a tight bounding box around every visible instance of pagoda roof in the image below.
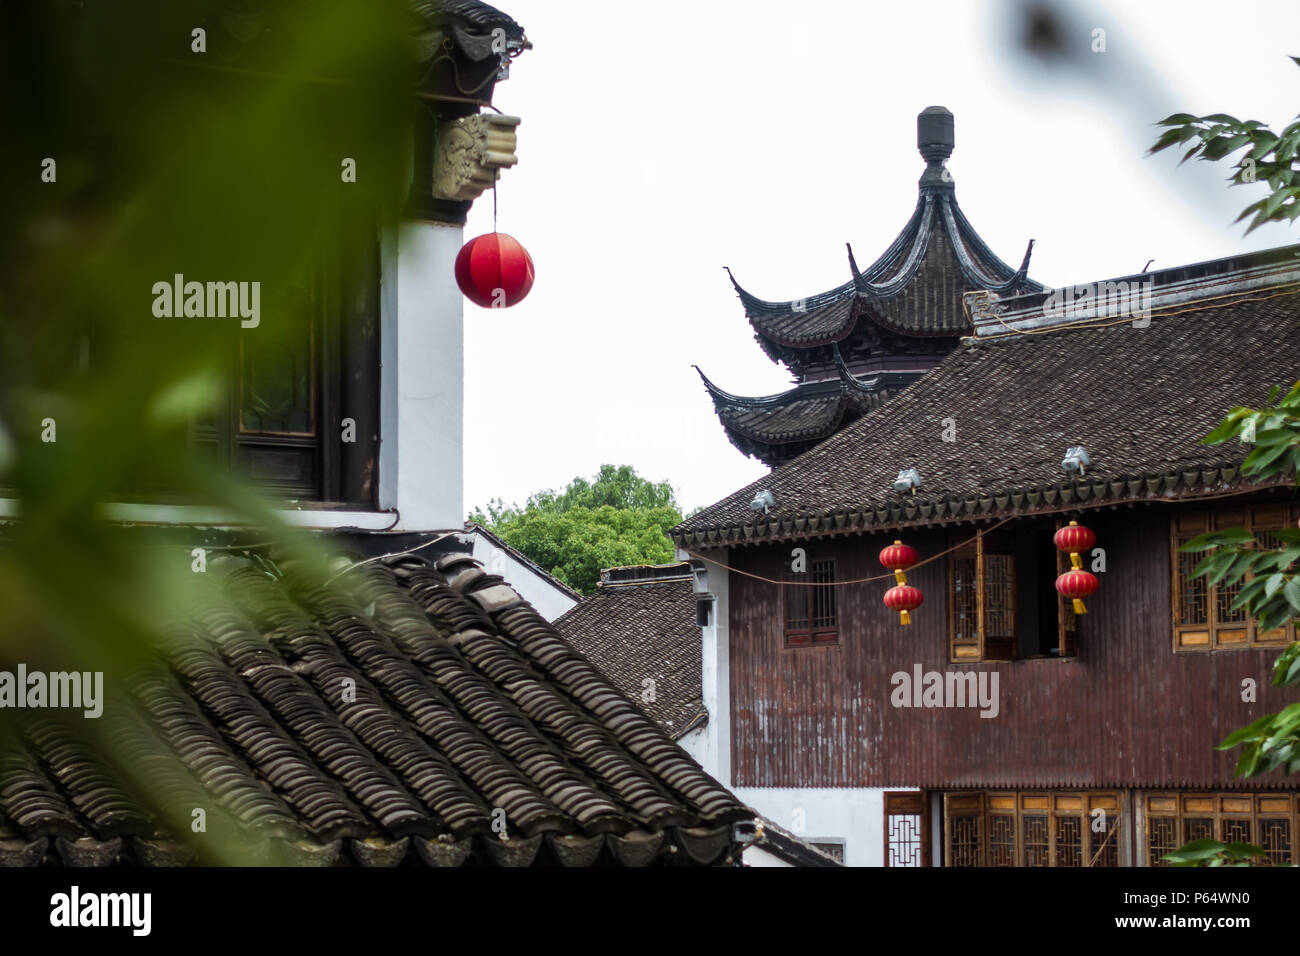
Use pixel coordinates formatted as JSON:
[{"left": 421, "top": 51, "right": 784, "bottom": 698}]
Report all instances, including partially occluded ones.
[
  {"left": 695, "top": 347, "right": 919, "bottom": 465},
  {"left": 676, "top": 244, "right": 1300, "bottom": 551},
  {"left": 725, "top": 107, "right": 1044, "bottom": 368}
]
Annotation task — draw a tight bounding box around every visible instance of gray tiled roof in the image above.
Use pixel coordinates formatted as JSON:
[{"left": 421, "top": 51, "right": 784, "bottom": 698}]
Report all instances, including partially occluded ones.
[
  {"left": 555, "top": 571, "right": 705, "bottom": 740},
  {"left": 676, "top": 287, "right": 1300, "bottom": 550},
  {"left": 0, "top": 551, "right": 751, "bottom": 867}
]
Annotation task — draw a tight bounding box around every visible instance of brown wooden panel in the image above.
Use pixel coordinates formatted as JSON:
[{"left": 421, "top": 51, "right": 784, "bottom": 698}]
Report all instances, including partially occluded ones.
[{"left": 728, "top": 505, "right": 1300, "bottom": 791}]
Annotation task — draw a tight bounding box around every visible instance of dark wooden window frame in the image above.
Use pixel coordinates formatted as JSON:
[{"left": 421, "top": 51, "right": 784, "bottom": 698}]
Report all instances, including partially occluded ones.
[
  {"left": 943, "top": 790, "right": 1122, "bottom": 867},
  {"left": 1172, "top": 504, "right": 1298, "bottom": 652},
  {"left": 194, "top": 231, "right": 381, "bottom": 508},
  {"left": 948, "top": 523, "right": 1077, "bottom": 663},
  {"left": 1142, "top": 791, "right": 1297, "bottom": 866},
  {"left": 783, "top": 556, "right": 839, "bottom": 648}
]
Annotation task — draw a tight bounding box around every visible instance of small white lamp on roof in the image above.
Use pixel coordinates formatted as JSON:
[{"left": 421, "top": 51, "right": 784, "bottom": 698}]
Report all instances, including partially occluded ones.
[
  {"left": 1061, "top": 446, "right": 1091, "bottom": 476},
  {"left": 893, "top": 468, "right": 922, "bottom": 495}
]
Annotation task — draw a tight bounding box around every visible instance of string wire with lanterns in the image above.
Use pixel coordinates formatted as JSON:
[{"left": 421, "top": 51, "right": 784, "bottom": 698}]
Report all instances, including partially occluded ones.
[
  {"left": 682, "top": 514, "right": 1105, "bottom": 626},
  {"left": 679, "top": 515, "right": 1017, "bottom": 588}
]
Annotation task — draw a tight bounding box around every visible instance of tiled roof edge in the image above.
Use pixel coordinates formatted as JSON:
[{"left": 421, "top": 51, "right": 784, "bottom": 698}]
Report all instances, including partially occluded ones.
[{"left": 672, "top": 467, "right": 1292, "bottom": 550}]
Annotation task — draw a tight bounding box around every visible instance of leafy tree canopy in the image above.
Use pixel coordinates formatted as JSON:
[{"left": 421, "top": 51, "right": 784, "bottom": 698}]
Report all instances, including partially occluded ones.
[
  {"left": 1150, "top": 56, "right": 1300, "bottom": 232},
  {"left": 469, "top": 465, "right": 684, "bottom": 594}
]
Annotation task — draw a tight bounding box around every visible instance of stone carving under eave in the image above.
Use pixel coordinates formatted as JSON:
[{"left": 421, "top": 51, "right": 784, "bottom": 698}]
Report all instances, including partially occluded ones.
[{"left": 433, "top": 113, "right": 521, "bottom": 202}]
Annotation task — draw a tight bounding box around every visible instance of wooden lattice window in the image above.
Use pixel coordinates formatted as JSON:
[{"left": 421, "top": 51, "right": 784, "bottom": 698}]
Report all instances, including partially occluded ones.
[
  {"left": 1142, "top": 791, "right": 1297, "bottom": 866},
  {"left": 949, "top": 533, "right": 1014, "bottom": 662},
  {"left": 784, "top": 558, "right": 838, "bottom": 647},
  {"left": 943, "top": 793, "right": 982, "bottom": 867},
  {"left": 884, "top": 791, "right": 928, "bottom": 867},
  {"left": 1172, "top": 504, "right": 1298, "bottom": 651},
  {"left": 944, "top": 791, "right": 1121, "bottom": 867},
  {"left": 949, "top": 525, "right": 1079, "bottom": 662}
]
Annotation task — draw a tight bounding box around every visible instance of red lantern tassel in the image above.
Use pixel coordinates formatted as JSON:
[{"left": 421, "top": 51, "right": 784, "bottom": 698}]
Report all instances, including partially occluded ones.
[
  {"left": 900, "top": 609, "right": 911, "bottom": 626},
  {"left": 1072, "top": 598, "right": 1087, "bottom": 615}
]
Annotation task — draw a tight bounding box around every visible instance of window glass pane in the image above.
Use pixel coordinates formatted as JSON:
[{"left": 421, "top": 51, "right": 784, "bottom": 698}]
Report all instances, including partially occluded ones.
[
  {"left": 1147, "top": 815, "right": 1178, "bottom": 866},
  {"left": 987, "top": 813, "right": 1015, "bottom": 866},
  {"left": 1261, "top": 818, "right": 1292, "bottom": 864},
  {"left": 1021, "top": 813, "right": 1050, "bottom": 867},
  {"left": 1176, "top": 536, "right": 1208, "bottom": 627},
  {"left": 812, "top": 559, "right": 837, "bottom": 630},
  {"left": 953, "top": 556, "right": 977, "bottom": 641},
  {"left": 985, "top": 553, "right": 1015, "bottom": 639},
  {"left": 240, "top": 277, "right": 316, "bottom": 436},
  {"left": 786, "top": 583, "right": 809, "bottom": 630},
  {"left": 1054, "top": 815, "right": 1083, "bottom": 867}
]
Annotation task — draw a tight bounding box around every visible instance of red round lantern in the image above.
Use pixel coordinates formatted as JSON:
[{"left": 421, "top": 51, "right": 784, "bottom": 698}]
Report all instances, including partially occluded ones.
[
  {"left": 1053, "top": 520, "right": 1096, "bottom": 555},
  {"left": 884, "top": 584, "right": 924, "bottom": 626},
  {"left": 879, "top": 540, "right": 919, "bottom": 572},
  {"left": 879, "top": 539, "right": 919, "bottom": 588},
  {"left": 455, "top": 232, "right": 534, "bottom": 308},
  {"left": 1055, "top": 569, "right": 1099, "bottom": 615}
]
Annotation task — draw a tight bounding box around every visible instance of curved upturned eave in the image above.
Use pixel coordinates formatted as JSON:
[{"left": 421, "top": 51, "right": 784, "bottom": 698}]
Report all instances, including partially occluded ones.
[
  {"left": 720, "top": 393, "right": 854, "bottom": 445},
  {"left": 729, "top": 183, "right": 1041, "bottom": 360},
  {"left": 943, "top": 196, "right": 1045, "bottom": 294},
  {"left": 693, "top": 365, "right": 809, "bottom": 409},
  {"left": 727, "top": 194, "right": 932, "bottom": 320}
]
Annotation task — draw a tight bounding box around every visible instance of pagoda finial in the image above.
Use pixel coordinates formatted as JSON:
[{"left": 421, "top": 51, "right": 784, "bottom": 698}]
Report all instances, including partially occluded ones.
[{"left": 917, "top": 105, "right": 954, "bottom": 189}]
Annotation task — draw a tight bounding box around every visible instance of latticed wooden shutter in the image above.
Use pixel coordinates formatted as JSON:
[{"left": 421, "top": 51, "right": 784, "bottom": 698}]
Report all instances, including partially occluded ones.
[
  {"left": 978, "top": 529, "right": 1016, "bottom": 660},
  {"left": 1172, "top": 511, "right": 1211, "bottom": 650},
  {"left": 943, "top": 792, "right": 984, "bottom": 867},
  {"left": 1251, "top": 504, "right": 1296, "bottom": 645},
  {"left": 1056, "top": 520, "right": 1079, "bottom": 658}
]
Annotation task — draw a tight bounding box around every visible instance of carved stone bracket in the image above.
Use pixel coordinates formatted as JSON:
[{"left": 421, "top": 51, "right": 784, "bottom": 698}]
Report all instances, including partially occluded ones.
[
  {"left": 432, "top": 113, "right": 520, "bottom": 202},
  {"left": 963, "top": 290, "right": 1005, "bottom": 326}
]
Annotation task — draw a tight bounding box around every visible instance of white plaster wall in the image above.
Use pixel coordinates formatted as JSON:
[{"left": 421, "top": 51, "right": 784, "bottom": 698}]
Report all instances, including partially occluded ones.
[
  {"left": 467, "top": 530, "right": 577, "bottom": 621},
  {"left": 742, "top": 844, "right": 793, "bottom": 867},
  {"left": 378, "top": 220, "right": 465, "bottom": 532},
  {"left": 687, "top": 551, "right": 731, "bottom": 789},
  {"left": 677, "top": 724, "right": 707, "bottom": 765},
  {"left": 735, "top": 787, "right": 887, "bottom": 868}
]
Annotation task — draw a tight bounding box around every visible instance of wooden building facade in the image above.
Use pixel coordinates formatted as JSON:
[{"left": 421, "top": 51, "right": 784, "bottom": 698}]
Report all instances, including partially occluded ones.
[
  {"left": 723, "top": 500, "right": 1300, "bottom": 866},
  {"left": 677, "top": 241, "right": 1300, "bottom": 866}
]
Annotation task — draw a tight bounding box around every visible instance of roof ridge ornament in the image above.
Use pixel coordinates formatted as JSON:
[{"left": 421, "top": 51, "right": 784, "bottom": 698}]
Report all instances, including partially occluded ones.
[{"left": 917, "top": 106, "right": 955, "bottom": 190}]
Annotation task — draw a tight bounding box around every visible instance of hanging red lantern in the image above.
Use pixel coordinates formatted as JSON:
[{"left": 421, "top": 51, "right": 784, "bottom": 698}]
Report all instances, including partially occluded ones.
[
  {"left": 455, "top": 232, "right": 534, "bottom": 308},
  {"left": 1054, "top": 519, "right": 1099, "bottom": 613},
  {"left": 879, "top": 539, "right": 922, "bottom": 624},
  {"left": 879, "top": 540, "right": 919, "bottom": 585},
  {"left": 1053, "top": 521, "right": 1096, "bottom": 556},
  {"left": 884, "top": 585, "right": 924, "bottom": 626},
  {"left": 1056, "top": 568, "right": 1099, "bottom": 615}
]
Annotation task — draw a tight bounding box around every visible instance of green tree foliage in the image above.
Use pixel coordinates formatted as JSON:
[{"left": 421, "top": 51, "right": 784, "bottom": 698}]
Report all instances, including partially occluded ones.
[
  {"left": 1166, "top": 382, "right": 1300, "bottom": 865},
  {"left": 470, "top": 465, "right": 684, "bottom": 594},
  {"left": 1150, "top": 57, "right": 1300, "bottom": 232}
]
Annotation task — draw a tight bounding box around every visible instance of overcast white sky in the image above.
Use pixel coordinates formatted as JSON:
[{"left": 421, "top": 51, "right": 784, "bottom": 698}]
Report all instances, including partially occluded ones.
[{"left": 462, "top": 0, "right": 1300, "bottom": 516}]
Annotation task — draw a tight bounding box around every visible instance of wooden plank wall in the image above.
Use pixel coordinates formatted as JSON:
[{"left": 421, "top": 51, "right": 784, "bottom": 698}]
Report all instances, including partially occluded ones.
[{"left": 727, "top": 506, "right": 1300, "bottom": 790}]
